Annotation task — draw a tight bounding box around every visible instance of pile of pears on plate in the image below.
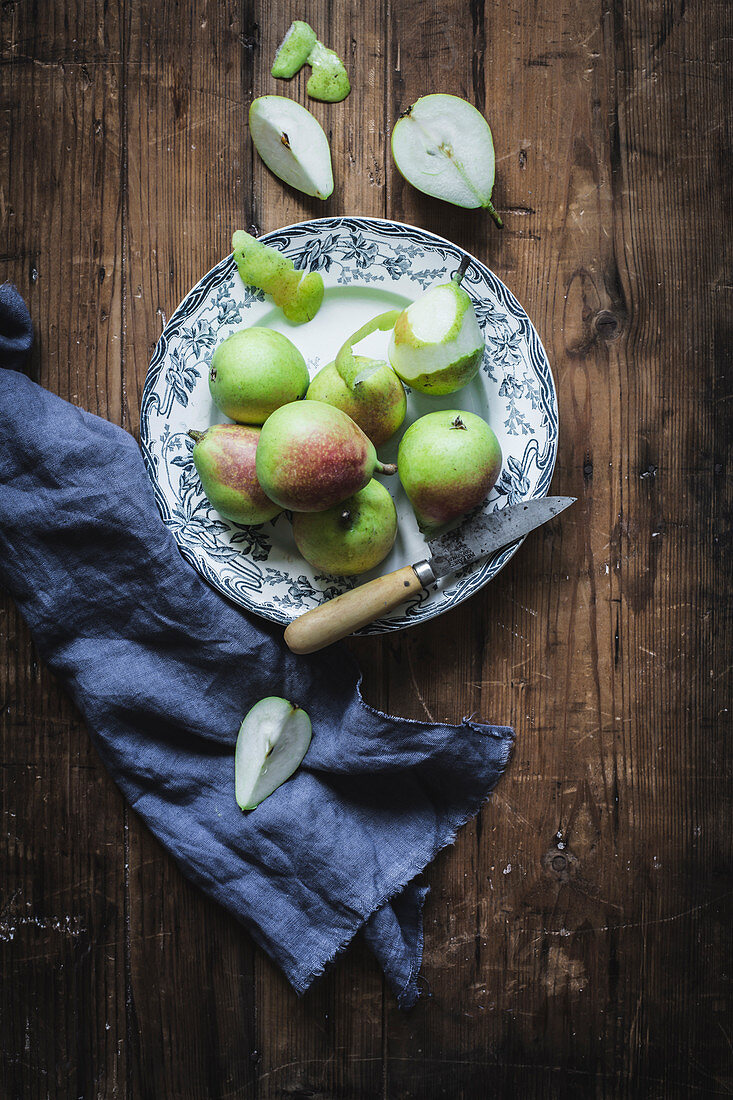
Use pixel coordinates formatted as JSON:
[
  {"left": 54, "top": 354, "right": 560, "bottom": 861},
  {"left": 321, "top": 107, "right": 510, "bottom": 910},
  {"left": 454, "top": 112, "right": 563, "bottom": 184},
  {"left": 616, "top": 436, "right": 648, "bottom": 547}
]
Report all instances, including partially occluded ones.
[{"left": 188, "top": 232, "right": 503, "bottom": 578}]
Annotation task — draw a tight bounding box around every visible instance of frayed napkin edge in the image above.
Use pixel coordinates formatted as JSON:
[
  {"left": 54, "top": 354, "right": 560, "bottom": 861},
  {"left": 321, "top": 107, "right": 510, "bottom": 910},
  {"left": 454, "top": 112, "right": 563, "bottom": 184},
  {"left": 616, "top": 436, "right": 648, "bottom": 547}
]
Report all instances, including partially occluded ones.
[{"left": 288, "top": 683, "right": 515, "bottom": 1009}]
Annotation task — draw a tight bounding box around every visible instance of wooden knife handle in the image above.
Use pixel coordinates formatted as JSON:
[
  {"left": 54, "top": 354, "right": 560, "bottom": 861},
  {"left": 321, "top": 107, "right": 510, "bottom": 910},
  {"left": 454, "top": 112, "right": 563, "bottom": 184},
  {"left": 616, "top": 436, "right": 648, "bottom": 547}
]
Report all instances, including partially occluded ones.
[{"left": 283, "top": 565, "right": 424, "bottom": 654}]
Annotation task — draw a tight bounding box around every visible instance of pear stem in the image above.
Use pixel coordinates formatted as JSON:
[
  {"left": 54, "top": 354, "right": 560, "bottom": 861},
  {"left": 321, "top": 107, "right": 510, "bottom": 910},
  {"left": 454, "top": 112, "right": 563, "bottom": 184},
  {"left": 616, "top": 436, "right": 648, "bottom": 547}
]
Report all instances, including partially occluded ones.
[
  {"left": 453, "top": 254, "right": 470, "bottom": 286},
  {"left": 188, "top": 429, "right": 205, "bottom": 443},
  {"left": 485, "top": 200, "right": 504, "bottom": 229},
  {"left": 377, "top": 461, "right": 397, "bottom": 476}
]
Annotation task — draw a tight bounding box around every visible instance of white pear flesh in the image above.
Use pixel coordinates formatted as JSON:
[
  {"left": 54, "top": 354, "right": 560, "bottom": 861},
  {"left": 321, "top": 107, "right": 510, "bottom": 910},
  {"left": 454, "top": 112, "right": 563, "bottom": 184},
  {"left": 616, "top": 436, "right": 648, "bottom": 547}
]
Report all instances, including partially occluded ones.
[
  {"left": 391, "top": 93, "right": 499, "bottom": 219},
  {"left": 235, "top": 697, "right": 312, "bottom": 811},
  {"left": 249, "top": 96, "right": 334, "bottom": 200},
  {"left": 388, "top": 281, "right": 485, "bottom": 395}
]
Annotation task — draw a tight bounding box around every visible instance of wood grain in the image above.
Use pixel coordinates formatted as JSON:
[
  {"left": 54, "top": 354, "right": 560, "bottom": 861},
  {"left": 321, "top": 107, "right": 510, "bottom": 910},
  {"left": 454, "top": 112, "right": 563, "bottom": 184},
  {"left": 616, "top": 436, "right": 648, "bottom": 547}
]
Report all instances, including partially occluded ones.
[{"left": 1, "top": 0, "right": 731, "bottom": 1096}]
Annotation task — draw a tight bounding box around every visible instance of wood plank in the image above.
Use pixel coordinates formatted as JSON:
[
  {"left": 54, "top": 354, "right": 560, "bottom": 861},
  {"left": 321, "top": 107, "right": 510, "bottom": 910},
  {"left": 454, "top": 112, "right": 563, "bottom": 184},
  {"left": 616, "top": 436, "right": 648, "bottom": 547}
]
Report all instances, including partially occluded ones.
[
  {"left": 122, "top": 1, "right": 259, "bottom": 1095},
  {"left": 253, "top": 2, "right": 387, "bottom": 1096},
  {"left": 0, "top": 2, "right": 128, "bottom": 1097},
  {"left": 382, "top": 0, "right": 732, "bottom": 1096}
]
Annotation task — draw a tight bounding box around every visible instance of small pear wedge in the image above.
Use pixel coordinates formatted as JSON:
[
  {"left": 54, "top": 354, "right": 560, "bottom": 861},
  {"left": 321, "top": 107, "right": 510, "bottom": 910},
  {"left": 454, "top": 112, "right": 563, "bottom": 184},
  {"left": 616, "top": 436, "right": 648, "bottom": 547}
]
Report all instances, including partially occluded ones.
[
  {"left": 249, "top": 96, "right": 334, "bottom": 200},
  {"left": 235, "top": 697, "right": 312, "bottom": 811}
]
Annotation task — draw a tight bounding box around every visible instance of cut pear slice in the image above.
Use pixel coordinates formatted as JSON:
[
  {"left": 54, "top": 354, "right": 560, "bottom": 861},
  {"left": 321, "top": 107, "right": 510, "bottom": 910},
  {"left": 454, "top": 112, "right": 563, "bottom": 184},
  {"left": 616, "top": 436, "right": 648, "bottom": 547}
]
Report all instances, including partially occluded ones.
[
  {"left": 391, "top": 93, "right": 502, "bottom": 226},
  {"left": 250, "top": 96, "right": 334, "bottom": 200},
  {"left": 235, "top": 697, "right": 312, "bottom": 811}
]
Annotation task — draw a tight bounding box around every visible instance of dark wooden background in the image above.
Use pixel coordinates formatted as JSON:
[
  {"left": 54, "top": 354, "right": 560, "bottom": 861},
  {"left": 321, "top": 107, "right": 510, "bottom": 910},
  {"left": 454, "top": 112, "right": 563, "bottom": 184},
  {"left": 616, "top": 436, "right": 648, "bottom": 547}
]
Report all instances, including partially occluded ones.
[{"left": 1, "top": 0, "right": 731, "bottom": 1096}]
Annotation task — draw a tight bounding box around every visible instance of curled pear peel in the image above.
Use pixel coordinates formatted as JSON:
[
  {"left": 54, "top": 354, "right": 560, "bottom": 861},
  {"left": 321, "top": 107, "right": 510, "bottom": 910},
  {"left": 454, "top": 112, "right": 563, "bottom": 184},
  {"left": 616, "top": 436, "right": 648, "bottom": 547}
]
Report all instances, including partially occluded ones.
[
  {"left": 232, "top": 230, "right": 324, "bottom": 324},
  {"left": 391, "top": 93, "right": 503, "bottom": 227},
  {"left": 270, "top": 21, "right": 350, "bottom": 102},
  {"left": 271, "top": 20, "right": 316, "bottom": 78},
  {"left": 335, "top": 310, "right": 401, "bottom": 389},
  {"left": 305, "top": 42, "right": 351, "bottom": 102},
  {"left": 235, "top": 698, "right": 312, "bottom": 811}
]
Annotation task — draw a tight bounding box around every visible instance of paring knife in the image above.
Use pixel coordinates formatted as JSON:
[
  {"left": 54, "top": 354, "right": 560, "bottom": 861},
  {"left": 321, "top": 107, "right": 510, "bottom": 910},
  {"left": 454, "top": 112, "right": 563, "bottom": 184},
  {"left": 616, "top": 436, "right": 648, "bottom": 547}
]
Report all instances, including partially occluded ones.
[{"left": 284, "top": 496, "right": 576, "bottom": 654}]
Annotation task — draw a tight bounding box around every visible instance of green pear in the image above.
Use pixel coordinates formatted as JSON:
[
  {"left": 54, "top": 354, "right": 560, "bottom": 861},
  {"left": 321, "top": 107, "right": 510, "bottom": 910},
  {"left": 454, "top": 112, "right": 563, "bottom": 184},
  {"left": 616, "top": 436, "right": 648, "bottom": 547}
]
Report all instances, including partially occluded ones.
[
  {"left": 388, "top": 262, "right": 484, "bottom": 395},
  {"left": 306, "top": 358, "right": 406, "bottom": 446},
  {"left": 209, "top": 327, "right": 309, "bottom": 424},
  {"left": 233, "top": 230, "right": 324, "bottom": 324},
  {"left": 249, "top": 96, "right": 334, "bottom": 199},
  {"left": 188, "top": 425, "right": 282, "bottom": 525},
  {"left": 235, "top": 697, "right": 312, "bottom": 811},
  {"left": 391, "top": 93, "right": 502, "bottom": 226},
  {"left": 292, "top": 480, "right": 398, "bottom": 575},
  {"left": 256, "top": 400, "right": 396, "bottom": 512},
  {"left": 397, "top": 410, "right": 502, "bottom": 532}
]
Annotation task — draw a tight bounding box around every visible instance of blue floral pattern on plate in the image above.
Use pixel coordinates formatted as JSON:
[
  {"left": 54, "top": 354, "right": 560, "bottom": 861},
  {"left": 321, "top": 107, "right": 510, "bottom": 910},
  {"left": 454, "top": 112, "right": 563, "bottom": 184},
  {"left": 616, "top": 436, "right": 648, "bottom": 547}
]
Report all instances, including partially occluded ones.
[{"left": 140, "top": 217, "right": 558, "bottom": 633}]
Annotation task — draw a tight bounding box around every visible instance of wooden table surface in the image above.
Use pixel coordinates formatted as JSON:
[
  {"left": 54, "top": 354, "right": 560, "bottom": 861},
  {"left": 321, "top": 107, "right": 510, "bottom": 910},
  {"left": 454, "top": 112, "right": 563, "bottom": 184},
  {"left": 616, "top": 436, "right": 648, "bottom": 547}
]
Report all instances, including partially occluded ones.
[{"left": 2, "top": 1, "right": 731, "bottom": 1096}]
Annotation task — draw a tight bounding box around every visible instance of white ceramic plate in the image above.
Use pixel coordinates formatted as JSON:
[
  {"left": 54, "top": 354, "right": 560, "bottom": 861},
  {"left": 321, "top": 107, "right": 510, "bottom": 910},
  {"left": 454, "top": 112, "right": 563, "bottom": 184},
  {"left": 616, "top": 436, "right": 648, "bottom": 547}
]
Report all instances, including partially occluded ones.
[{"left": 140, "top": 216, "right": 558, "bottom": 633}]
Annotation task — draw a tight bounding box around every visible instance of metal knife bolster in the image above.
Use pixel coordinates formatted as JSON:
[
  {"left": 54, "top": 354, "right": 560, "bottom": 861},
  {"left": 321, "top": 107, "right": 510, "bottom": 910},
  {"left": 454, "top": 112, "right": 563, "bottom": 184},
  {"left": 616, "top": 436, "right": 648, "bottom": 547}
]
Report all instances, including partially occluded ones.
[{"left": 412, "top": 559, "right": 437, "bottom": 587}]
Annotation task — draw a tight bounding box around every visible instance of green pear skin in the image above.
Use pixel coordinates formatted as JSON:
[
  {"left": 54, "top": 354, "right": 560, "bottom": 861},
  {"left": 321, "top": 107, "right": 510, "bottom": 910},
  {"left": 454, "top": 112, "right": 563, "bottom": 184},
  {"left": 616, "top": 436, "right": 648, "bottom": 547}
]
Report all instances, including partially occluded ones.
[
  {"left": 209, "top": 327, "right": 309, "bottom": 424},
  {"left": 397, "top": 410, "right": 502, "bottom": 531},
  {"left": 271, "top": 21, "right": 317, "bottom": 78},
  {"left": 292, "top": 479, "right": 398, "bottom": 575},
  {"left": 256, "top": 400, "right": 397, "bottom": 512},
  {"left": 189, "top": 425, "right": 282, "bottom": 525},
  {"left": 388, "top": 281, "right": 484, "bottom": 395},
  {"left": 306, "top": 358, "right": 406, "bottom": 446},
  {"left": 233, "top": 230, "right": 324, "bottom": 324}
]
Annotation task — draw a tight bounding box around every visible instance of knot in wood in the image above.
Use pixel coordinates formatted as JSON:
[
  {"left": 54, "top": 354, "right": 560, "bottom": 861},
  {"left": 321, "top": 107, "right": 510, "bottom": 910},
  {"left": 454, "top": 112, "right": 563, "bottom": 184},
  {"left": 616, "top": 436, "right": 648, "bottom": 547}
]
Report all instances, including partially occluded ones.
[
  {"left": 543, "top": 845, "right": 578, "bottom": 883},
  {"left": 593, "top": 309, "right": 621, "bottom": 340}
]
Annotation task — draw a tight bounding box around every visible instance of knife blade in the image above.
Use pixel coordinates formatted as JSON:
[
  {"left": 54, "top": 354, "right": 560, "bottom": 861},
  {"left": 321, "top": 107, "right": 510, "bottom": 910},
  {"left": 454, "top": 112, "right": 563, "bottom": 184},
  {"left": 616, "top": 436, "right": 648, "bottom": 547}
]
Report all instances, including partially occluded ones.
[
  {"left": 425, "top": 495, "right": 577, "bottom": 579},
  {"left": 283, "top": 496, "right": 576, "bottom": 654}
]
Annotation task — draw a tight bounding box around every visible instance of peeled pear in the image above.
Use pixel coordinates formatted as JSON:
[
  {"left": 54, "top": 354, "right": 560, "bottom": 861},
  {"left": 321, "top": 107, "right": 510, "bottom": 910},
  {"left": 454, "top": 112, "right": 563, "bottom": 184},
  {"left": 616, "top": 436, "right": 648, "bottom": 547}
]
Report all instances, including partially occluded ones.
[
  {"left": 235, "top": 697, "right": 312, "bottom": 811},
  {"left": 255, "top": 400, "right": 396, "bottom": 512},
  {"left": 391, "top": 93, "right": 502, "bottom": 226},
  {"left": 388, "top": 260, "right": 485, "bottom": 395},
  {"left": 233, "top": 230, "right": 324, "bottom": 324},
  {"left": 249, "top": 96, "right": 334, "bottom": 200}
]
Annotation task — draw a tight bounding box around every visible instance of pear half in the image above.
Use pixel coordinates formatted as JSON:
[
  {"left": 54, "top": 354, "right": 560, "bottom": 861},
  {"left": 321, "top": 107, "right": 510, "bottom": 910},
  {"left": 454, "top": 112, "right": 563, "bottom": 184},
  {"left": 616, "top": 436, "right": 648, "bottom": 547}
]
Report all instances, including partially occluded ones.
[
  {"left": 249, "top": 96, "right": 334, "bottom": 200},
  {"left": 391, "top": 93, "right": 502, "bottom": 226},
  {"left": 388, "top": 264, "right": 485, "bottom": 395},
  {"left": 235, "top": 697, "right": 312, "bottom": 811}
]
